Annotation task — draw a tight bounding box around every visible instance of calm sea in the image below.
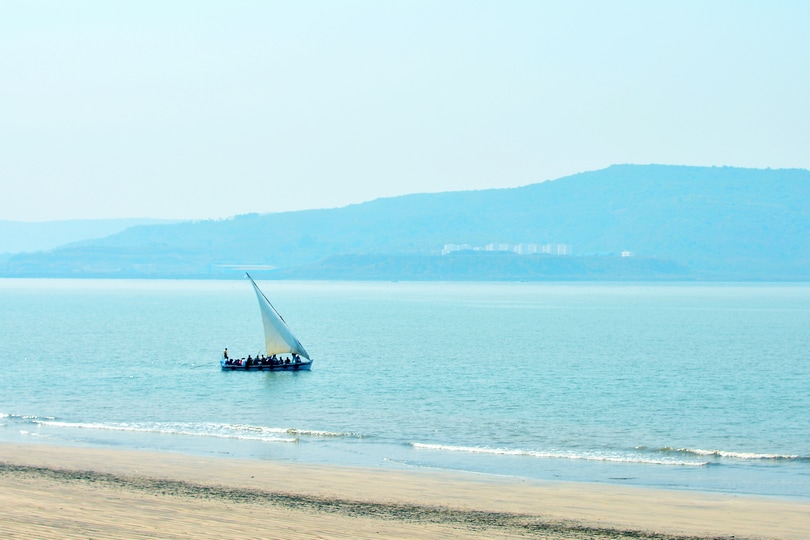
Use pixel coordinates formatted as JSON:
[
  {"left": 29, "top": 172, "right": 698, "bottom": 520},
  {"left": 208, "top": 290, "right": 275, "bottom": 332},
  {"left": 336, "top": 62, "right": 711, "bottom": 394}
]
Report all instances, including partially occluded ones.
[{"left": 1, "top": 279, "right": 809, "bottom": 499}]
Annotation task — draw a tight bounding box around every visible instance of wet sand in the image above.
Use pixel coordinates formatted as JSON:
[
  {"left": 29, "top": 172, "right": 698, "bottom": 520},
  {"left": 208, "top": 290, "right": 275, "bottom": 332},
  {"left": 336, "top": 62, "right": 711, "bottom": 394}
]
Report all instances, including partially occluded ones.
[{"left": 0, "top": 443, "right": 807, "bottom": 539}]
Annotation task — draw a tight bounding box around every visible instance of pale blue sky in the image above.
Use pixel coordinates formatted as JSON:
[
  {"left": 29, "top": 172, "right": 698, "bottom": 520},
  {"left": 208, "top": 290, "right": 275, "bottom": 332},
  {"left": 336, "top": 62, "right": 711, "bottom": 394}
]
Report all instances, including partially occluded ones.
[{"left": 2, "top": 1, "right": 808, "bottom": 221}]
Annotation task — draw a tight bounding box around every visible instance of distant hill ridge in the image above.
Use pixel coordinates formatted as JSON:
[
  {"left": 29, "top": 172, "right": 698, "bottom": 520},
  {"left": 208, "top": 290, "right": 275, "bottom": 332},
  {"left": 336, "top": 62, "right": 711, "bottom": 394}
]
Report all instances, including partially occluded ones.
[
  {"left": 2, "top": 164, "right": 808, "bottom": 280},
  {"left": 0, "top": 218, "right": 178, "bottom": 254}
]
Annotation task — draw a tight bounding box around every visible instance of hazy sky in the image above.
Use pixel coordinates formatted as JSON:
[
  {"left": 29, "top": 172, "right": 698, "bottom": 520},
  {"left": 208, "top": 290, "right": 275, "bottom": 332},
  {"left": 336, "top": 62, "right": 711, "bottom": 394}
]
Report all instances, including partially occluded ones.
[{"left": 2, "top": 1, "right": 808, "bottom": 222}]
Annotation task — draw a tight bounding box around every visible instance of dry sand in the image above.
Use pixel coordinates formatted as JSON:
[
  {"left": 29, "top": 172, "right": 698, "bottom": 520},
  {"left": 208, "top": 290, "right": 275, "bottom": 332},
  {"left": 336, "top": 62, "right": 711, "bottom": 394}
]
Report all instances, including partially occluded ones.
[{"left": 0, "top": 443, "right": 807, "bottom": 539}]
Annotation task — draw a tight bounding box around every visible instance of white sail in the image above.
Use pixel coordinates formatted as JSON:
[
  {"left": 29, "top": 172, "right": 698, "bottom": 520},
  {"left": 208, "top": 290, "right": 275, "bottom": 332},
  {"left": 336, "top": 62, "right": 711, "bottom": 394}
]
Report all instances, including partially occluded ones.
[{"left": 247, "top": 273, "right": 310, "bottom": 360}]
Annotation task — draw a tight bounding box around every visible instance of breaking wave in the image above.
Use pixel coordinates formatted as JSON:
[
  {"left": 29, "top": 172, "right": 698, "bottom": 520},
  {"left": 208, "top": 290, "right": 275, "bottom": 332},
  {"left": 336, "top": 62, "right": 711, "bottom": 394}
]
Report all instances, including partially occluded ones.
[
  {"left": 642, "top": 446, "right": 808, "bottom": 462},
  {"left": 31, "top": 419, "right": 364, "bottom": 444},
  {"left": 410, "top": 443, "right": 709, "bottom": 467}
]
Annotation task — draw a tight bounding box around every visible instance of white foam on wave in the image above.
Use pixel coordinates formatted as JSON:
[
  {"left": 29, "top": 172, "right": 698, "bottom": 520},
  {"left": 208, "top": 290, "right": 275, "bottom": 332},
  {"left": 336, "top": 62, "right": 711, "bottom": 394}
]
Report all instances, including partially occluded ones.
[
  {"left": 284, "top": 427, "right": 366, "bottom": 438},
  {"left": 36, "top": 420, "right": 299, "bottom": 444},
  {"left": 668, "top": 447, "right": 802, "bottom": 461},
  {"left": 33, "top": 419, "right": 365, "bottom": 444},
  {"left": 3, "top": 413, "right": 55, "bottom": 421},
  {"left": 410, "top": 443, "right": 708, "bottom": 467}
]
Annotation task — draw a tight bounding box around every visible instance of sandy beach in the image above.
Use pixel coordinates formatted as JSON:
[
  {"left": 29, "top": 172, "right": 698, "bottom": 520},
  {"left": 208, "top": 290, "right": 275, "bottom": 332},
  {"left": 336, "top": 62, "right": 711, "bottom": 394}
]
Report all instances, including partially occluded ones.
[{"left": 0, "top": 443, "right": 807, "bottom": 539}]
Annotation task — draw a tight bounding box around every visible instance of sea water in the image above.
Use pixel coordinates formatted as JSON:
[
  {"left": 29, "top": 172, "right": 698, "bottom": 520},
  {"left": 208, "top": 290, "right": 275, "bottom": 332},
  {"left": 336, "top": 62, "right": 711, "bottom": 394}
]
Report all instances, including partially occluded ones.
[{"left": 1, "top": 278, "right": 808, "bottom": 499}]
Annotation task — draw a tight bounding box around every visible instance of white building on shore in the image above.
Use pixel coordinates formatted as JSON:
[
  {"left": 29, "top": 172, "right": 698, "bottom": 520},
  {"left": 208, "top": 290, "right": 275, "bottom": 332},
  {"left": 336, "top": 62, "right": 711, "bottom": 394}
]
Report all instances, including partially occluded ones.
[{"left": 442, "top": 242, "right": 572, "bottom": 256}]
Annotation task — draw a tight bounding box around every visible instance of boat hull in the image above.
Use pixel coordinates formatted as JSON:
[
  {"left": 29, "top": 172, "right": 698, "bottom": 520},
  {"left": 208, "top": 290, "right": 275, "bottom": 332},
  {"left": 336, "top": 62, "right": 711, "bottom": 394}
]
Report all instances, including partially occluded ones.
[{"left": 220, "top": 359, "right": 312, "bottom": 372}]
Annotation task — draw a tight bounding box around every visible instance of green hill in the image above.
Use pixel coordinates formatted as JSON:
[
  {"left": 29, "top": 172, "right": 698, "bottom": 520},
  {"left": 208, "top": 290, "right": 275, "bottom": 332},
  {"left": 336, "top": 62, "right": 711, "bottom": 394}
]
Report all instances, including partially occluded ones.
[{"left": 3, "top": 165, "right": 808, "bottom": 280}]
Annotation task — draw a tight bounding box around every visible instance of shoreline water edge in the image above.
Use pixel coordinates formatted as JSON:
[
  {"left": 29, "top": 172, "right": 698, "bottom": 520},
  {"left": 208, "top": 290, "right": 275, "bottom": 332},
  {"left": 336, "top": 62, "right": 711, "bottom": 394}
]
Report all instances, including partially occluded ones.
[{"left": 1, "top": 442, "right": 808, "bottom": 539}]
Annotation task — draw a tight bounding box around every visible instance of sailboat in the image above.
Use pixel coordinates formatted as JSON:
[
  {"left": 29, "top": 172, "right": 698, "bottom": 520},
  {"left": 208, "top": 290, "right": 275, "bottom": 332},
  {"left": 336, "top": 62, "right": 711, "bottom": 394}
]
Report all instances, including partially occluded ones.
[{"left": 220, "top": 273, "right": 313, "bottom": 371}]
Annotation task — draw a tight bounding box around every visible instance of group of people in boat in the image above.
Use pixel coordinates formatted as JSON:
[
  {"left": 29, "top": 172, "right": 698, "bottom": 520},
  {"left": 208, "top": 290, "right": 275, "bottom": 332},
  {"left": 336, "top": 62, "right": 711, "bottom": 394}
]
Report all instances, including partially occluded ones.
[{"left": 222, "top": 348, "right": 304, "bottom": 367}]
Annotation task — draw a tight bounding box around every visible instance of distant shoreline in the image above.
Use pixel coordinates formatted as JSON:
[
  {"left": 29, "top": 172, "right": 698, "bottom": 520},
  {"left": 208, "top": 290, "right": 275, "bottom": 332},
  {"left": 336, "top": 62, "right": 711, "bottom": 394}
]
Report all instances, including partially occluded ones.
[{"left": 2, "top": 273, "right": 810, "bottom": 282}]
